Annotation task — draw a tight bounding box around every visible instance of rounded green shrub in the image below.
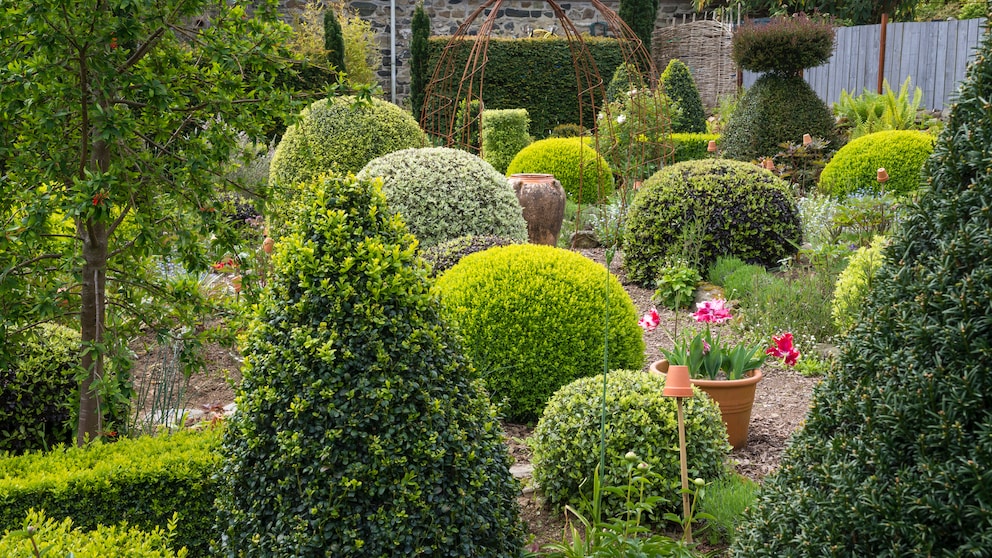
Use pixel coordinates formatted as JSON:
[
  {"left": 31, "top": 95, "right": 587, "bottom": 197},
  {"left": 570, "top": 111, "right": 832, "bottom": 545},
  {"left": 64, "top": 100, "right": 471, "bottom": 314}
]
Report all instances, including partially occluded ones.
[
  {"left": 721, "top": 73, "right": 839, "bottom": 161},
  {"left": 733, "top": 29, "right": 992, "bottom": 556},
  {"left": 531, "top": 369, "right": 729, "bottom": 518},
  {"left": 732, "top": 15, "right": 835, "bottom": 75},
  {"left": 357, "top": 147, "right": 527, "bottom": 248},
  {"left": 831, "top": 235, "right": 888, "bottom": 333},
  {"left": 481, "top": 108, "right": 532, "bottom": 174},
  {"left": 505, "top": 137, "right": 615, "bottom": 204},
  {"left": 662, "top": 59, "right": 707, "bottom": 133},
  {"left": 818, "top": 130, "right": 934, "bottom": 198},
  {"left": 0, "top": 510, "right": 188, "bottom": 558},
  {"left": 268, "top": 95, "right": 426, "bottom": 187},
  {"left": 671, "top": 132, "right": 720, "bottom": 162},
  {"left": 623, "top": 159, "right": 801, "bottom": 285},
  {"left": 434, "top": 244, "right": 644, "bottom": 423},
  {"left": 420, "top": 235, "right": 521, "bottom": 277},
  {"left": 216, "top": 174, "right": 524, "bottom": 557},
  {"left": 0, "top": 324, "right": 80, "bottom": 454}
]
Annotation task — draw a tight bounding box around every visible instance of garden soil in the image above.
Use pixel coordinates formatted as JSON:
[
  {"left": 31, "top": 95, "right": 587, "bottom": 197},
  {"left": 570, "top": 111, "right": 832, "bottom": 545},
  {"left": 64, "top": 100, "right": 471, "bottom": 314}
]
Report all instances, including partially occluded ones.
[{"left": 130, "top": 247, "right": 819, "bottom": 548}]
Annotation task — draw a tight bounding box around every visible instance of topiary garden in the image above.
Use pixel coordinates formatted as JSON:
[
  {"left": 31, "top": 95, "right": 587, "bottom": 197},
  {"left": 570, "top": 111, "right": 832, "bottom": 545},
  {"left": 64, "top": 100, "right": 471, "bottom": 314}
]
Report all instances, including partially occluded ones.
[{"left": 506, "top": 137, "right": 616, "bottom": 204}]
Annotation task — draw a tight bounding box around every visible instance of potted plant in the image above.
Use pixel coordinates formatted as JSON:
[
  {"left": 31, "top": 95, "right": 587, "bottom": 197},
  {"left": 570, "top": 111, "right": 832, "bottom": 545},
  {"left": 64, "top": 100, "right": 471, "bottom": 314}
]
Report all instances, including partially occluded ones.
[{"left": 640, "top": 299, "right": 800, "bottom": 449}]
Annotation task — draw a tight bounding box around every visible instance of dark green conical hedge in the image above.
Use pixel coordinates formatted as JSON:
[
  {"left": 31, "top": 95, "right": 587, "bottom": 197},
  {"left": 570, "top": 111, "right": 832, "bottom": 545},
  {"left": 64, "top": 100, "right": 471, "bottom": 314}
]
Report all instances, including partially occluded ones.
[
  {"left": 215, "top": 174, "right": 524, "bottom": 557},
  {"left": 733, "top": 29, "right": 992, "bottom": 557}
]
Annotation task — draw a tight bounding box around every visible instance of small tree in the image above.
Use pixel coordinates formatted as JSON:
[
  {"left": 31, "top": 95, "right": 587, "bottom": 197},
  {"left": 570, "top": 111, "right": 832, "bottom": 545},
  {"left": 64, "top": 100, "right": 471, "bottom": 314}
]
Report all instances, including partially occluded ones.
[
  {"left": 410, "top": 3, "right": 431, "bottom": 119},
  {"left": 216, "top": 173, "right": 524, "bottom": 556},
  {"left": 619, "top": 0, "right": 660, "bottom": 53},
  {"left": 323, "top": 8, "right": 347, "bottom": 74},
  {"left": 662, "top": 59, "right": 707, "bottom": 133},
  {"left": 733, "top": 27, "right": 992, "bottom": 556},
  {"left": 0, "top": 0, "right": 297, "bottom": 445}
]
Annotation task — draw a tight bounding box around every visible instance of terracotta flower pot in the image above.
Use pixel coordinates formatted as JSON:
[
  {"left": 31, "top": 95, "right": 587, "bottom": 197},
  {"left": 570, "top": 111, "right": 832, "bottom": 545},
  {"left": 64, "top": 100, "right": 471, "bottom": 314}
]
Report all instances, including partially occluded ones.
[
  {"left": 650, "top": 359, "right": 762, "bottom": 449},
  {"left": 508, "top": 173, "right": 565, "bottom": 246}
]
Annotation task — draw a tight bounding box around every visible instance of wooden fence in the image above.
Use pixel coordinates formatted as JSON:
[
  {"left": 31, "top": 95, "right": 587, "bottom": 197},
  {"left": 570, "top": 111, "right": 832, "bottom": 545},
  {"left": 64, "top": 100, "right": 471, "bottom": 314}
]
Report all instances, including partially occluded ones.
[{"left": 743, "top": 18, "right": 987, "bottom": 111}]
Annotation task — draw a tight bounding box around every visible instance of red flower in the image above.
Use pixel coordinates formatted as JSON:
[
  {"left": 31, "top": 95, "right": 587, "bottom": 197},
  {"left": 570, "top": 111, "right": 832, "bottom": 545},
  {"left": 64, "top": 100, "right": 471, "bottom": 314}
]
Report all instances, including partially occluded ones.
[
  {"left": 638, "top": 307, "right": 660, "bottom": 331},
  {"left": 766, "top": 332, "right": 800, "bottom": 366},
  {"left": 110, "top": 37, "right": 118, "bottom": 50},
  {"left": 692, "top": 298, "right": 733, "bottom": 324},
  {"left": 92, "top": 191, "right": 108, "bottom": 206}
]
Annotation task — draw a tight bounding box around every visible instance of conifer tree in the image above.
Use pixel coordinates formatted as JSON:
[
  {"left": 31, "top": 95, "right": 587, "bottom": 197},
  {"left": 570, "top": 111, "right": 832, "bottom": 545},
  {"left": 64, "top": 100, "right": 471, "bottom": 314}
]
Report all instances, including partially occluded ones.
[
  {"left": 734, "top": 28, "right": 992, "bottom": 556},
  {"left": 323, "top": 9, "right": 346, "bottom": 74},
  {"left": 619, "top": 0, "right": 659, "bottom": 53},
  {"left": 662, "top": 59, "right": 707, "bottom": 133},
  {"left": 410, "top": 3, "right": 431, "bottom": 119}
]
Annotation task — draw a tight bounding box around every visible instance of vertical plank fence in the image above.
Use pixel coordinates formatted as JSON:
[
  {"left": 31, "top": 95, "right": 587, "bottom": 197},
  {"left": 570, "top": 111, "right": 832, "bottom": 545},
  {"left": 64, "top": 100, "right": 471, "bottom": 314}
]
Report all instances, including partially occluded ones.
[{"left": 743, "top": 18, "right": 986, "bottom": 111}]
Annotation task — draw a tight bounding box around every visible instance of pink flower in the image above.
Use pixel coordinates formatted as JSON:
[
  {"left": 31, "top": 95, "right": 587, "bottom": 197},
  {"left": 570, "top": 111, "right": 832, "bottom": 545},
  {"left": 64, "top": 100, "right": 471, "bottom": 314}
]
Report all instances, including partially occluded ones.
[
  {"left": 638, "top": 307, "right": 660, "bottom": 331},
  {"left": 766, "top": 332, "right": 800, "bottom": 366},
  {"left": 692, "top": 298, "right": 733, "bottom": 324}
]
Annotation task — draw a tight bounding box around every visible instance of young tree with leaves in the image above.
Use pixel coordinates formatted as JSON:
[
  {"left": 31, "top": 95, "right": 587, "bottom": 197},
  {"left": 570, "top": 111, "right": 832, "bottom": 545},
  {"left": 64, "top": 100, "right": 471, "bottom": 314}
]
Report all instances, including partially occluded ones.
[
  {"left": 410, "top": 3, "right": 431, "bottom": 120},
  {"left": 0, "top": 0, "right": 298, "bottom": 445}
]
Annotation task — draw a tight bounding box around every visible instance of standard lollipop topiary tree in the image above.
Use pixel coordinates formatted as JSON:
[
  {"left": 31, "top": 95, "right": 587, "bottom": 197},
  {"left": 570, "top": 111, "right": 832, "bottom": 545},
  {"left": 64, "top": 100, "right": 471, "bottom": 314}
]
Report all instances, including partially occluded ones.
[
  {"left": 721, "top": 15, "right": 839, "bottom": 160},
  {"left": 733, "top": 27, "right": 992, "bottom": 556},
  {"left": 216, "top": 174, "right": 524, "bottom": 557}
]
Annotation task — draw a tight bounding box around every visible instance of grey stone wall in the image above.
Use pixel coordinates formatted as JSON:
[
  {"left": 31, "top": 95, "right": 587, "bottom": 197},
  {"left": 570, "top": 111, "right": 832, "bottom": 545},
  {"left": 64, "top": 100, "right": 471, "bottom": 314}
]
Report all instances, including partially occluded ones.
[{"left": 278, "top": 0, "right": 695, "bottom": 106}]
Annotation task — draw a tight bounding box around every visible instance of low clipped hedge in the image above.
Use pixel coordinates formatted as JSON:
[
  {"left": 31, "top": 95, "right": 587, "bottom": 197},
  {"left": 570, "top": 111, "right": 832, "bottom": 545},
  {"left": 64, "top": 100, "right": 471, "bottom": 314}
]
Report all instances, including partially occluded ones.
[
  {"left": 624, "top": 159, "right": 801, "bottom": 285},
  {"left": 434, "top": 244, "right": 644, "bottom": 422},
  {"left": 0, "top": 509, "right": 188, "bottom": 557},
  {"left": 671, "top": 133, "right": 720, "bottom": 162},
  {"left": 832, "top": 235, "right": 888, "bottom": 333},
  {"left": 357, "top": 147, "right": 527, "bottom": 248},
  {"left": 420, "top": 235, "right": 521, "bottom": 277},
  {"left": 505, "top": 137, "right": 615, "bottom": 204},
  {"left": 531, "top": 369, "right": 729, "bottom": 518},
  {"left": 0, "top": 427, "right": 222, "bottom": 556},
  {"left": 818, "top": 130, "right": 934, "bottom": 198}
]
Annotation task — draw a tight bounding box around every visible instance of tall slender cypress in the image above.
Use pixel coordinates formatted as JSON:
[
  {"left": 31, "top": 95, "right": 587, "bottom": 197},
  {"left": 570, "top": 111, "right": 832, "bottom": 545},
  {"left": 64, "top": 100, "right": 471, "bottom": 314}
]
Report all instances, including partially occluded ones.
[
  {"left": 323, "top": 9, "right": 346, "bottom": 75},
  {"left": 618, "top": 0, "right": 658, "bottom": 53},
  {"left": 410, "top": 3, "right": 431, "bottom": 120}
]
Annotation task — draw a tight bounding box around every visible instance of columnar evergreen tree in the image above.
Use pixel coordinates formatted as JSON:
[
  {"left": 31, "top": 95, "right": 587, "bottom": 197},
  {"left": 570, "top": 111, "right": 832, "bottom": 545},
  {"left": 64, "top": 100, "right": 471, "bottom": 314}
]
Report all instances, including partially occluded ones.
[
  {"left": 0, "top": 0, "right": 296, "bottom": 445},
  {"left": 323, "top": 8, "right": 346, "bottom": 74},
  {"left": 216, "top": 173, "right": 525, "bottom": 557},
  {"left": 662, "top": 59, "right": 707, "bottom": 133},
  {"left": 619, "top": 0, "right": 659, "bottom": 53},
  {"left": 410, "top": 3, "right": 431, "bottom": 120},
  {"left": 733, "top": 28, "right": 992, "bottom": 556}
]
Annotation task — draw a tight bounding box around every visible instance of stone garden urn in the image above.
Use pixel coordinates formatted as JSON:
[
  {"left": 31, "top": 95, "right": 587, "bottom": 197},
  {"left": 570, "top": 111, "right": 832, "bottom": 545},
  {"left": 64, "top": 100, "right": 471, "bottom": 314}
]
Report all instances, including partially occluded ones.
[{"left": 508, "top": 173, "right": 566, "bottom": 246}]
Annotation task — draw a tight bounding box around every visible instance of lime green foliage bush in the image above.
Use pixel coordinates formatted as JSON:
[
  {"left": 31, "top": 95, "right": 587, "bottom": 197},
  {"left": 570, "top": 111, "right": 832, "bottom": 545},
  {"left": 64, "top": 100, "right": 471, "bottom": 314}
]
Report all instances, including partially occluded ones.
[
  {"left": 624, "top": 159, "right": 801, "bottom": 285},
  {"left": 818, "top": 130, "right": 934, "bottom": 197},
  {"left": 671, "top": 133, "right": 720, "bottom": 162},
  {"left": 834, "top": 77, "right": 925, "bottom": 141},
  {"left": 958, "top": 0, "right": 988, "bottom": 18},
  {"left": 832, "top": 235, "right": 888, "bottom": 333},
  {"left": 0, "top": 510, "right": 187, "bottom": 558},
  {"left": 0, "top": 324, "right": 79, "bottom": 454},
  {"left": 423, "top": 37, "right": 623, "bottom": 136},
  {"left": 268, "top": 95, "right": 426, "bottom": 187},
  {"left": 707, "top": 256, "right": 750, "bottom": 287},
  {"left": 357, "top": 147, "right": 527, "bottom": 248},
  {"left": 731, "top": 14, "right": 835, "bottom": 75},
  {"left": 720, "top": 262, "right": 768, "bottom": 299},
  {"left": 721, "top": 73, "right": 839, "bottom": 161},
  {"left": 662, "top": 59, "right": 706, "bottom": 133},
  {"left": 216, "top": 174, "right": 523, "bottom": 556},
  {"left": 506, "top": 137, "right": 615, "bottom": 204},
  {"left": 482, "top": 108, "right": 532, "bottom": 174},
  {"left": 733, "top": 29, "right": 992, "bottom": 556},
  {"left": 420, "top": 235, "right": 521, "bottom": 277},
  {"left": 700, "top": 475, "right": 758, "bottom": 545},
  {"left": 531, "top": 369, "right": 729, "bottom": 518},
  {"left": 435, "top": 245, "right": 644, "bottom": 422},
  {"left": 0, "top": 428, "right": 221, "bottom": 556}
]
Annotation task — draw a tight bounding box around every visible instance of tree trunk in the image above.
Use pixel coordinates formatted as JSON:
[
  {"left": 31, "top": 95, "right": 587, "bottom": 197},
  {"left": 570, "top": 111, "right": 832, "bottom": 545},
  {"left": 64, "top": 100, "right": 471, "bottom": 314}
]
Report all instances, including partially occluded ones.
[{"left": 76, "top": 217, "right": 108, "bottom": 446}]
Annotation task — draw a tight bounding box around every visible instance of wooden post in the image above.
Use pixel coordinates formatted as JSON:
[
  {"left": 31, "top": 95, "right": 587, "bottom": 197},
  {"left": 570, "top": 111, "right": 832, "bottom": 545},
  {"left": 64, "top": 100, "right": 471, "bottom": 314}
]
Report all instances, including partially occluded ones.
[
  {"left": 878, "top": 13, "right": 888, "bottom": 94},
  {"left": 677, "top": 397, "right": 693, "bottom": 543}
]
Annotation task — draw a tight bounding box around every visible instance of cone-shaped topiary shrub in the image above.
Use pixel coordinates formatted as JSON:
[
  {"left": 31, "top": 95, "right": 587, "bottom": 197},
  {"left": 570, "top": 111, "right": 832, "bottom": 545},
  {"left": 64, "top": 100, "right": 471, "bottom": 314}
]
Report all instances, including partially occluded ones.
[
  {"left": 215, "top": 173, "right": 524, "bottom": 557},
  {"left": 531, "top": 369, "right": 730, "bottom": 519},
  {"left": 505, "top": 137, "right": 615, "bottom": 204},
  {"left": 733, "top": 28, "right": 992, "bottom": 556},
  {"left": 818, "top": 130, "right": 934, "bottom": 198},
  {"left": 268, "top": 95, "right": 426, "bottom": 188},
  {"left": 624, "top": 159, "right": 801, "bottom": 286},
  {"left": 434, "top": 244, "right": 644, "bottom": 423},
  {"left": 662, "top": 59, "right": 707, "bottom": 133},
  {"left": 721, "top": 74, "right": 839, "bottom": 161},
  {"left": 357, "top": 147, "right": 527, "bottom": 248}
]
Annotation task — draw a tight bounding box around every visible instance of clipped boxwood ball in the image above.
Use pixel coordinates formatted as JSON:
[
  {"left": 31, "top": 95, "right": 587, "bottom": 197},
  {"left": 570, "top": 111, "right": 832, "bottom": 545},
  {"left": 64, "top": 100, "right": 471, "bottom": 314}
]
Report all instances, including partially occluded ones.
[
  {"left": 434, "top": 244, "right": 644, "bottom": 423},
  {"left": 269, "top": 95, "right": 426, "bottom": 187},
  {"left": 818, "top": 130, "right": 934, "bottom": 198},
  {"left": 357, "top": 147, "right": 527, "bottom": 248},
  {"left": 624, "top": 159, "right": 801, "bottom": 285},
  {"left": 505, "top": 137, "right": 615, "bottom": 204},
  {"left": 721, "top": 73, "right": 839, "bottom": 161},
  {"left": 531, "top": 369, "right": 729, "bottom": 518}
]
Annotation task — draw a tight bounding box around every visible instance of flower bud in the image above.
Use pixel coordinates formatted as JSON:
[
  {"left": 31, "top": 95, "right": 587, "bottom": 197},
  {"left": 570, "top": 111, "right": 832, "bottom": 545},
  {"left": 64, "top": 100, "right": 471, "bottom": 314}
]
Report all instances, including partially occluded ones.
[
  {"left": 624, "top": 451, "right": 638, "bottom": 462},
  {"left": 637, "top": 462, "right": 649, "bottom": 471},
  {"left": 694, "top": 477, "right": 705, "bottom": 487}
]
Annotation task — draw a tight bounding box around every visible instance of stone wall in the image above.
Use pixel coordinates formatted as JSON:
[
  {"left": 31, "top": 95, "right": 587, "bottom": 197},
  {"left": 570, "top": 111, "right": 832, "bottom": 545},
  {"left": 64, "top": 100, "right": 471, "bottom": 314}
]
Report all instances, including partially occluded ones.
[{"left": 278, "top": 0, "right": 696, "bottom": 106}]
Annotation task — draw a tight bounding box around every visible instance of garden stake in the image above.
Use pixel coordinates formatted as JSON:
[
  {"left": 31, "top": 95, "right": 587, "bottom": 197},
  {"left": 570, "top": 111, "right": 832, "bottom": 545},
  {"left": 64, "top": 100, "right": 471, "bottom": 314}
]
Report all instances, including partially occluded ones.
[{"left": 662, "top": 364, "right": 694, "bottom": 543}]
